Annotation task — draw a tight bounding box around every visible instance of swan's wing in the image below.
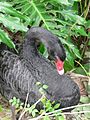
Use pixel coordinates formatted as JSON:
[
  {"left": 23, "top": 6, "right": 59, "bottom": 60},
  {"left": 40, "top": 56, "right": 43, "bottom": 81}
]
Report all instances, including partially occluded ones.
[{"left": 0, "top": 50, "right": 36, "bottom": 100}]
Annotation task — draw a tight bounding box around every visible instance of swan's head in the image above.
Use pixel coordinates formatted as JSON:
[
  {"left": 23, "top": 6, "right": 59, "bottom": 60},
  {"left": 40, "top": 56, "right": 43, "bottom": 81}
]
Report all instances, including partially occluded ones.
[
  {"left": 48, "top": 45, "right": 66, "bottom": 75},
  {"left": 28, "top": 27, "right": 66, "bottom": 75}
]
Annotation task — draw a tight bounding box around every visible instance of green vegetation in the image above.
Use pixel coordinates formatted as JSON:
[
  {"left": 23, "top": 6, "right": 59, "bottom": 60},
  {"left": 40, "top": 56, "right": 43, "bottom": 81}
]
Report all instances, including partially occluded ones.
[{"left": 9, "top": 82, "right": 64, "bottom": 120}]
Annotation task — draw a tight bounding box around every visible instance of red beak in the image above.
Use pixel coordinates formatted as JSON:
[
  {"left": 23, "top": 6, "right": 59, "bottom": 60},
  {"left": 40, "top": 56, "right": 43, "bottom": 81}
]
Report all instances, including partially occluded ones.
[{"left": 55, "top": 56, "right": 64, "bottom": 75}]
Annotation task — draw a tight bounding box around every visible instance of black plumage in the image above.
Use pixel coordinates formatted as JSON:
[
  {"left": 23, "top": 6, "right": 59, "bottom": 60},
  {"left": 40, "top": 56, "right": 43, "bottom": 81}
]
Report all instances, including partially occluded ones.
[{"left": 0, "top": 27, "right": 80, "bottom": 109}]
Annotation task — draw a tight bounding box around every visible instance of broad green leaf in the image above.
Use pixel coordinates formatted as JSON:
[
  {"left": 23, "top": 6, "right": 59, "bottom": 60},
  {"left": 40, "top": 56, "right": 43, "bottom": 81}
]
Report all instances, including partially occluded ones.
[
  {"left": 61, "top": 10, "right": 86, "bottom": 25},
  {"left": 75, "top": 27, "right": 87, "bottom": 36},
  {"left": 76, "top": 15, "right": 86, "bottom": 25},
  {"left": 0, "top": 29, "right": 15, "bottom": 48},
  {"left": 0, "top": 2, "right": 30, "bottom": 22},
  {"left": 65, "top": 37, "right": 82, "bottom": 59},
  {"left": 20, "top": 2, "right": 31, "bottom": 14},
  {"left": 53, "top": 0, "right": 70, "bottom": 5},
  {"left": 31, "top": 1, "right": 49, "bottom": 30},
  {"left": 0, "top": 2, "right": 12, "bottom": 7},
  {"left": 72, "top": 47, "right": 82, "bottom": 59},
  {"left": 85, "top": 20, "right": 90, "bottom": 28},
  {"left": 74, "top": 63, "right": 90, "bottom": 75},
  {"left": 0, "top": 14, "right": 28, "bottom": 32},
  {"left": 66, "top": 50, "right": 74, "bottom": 67}
]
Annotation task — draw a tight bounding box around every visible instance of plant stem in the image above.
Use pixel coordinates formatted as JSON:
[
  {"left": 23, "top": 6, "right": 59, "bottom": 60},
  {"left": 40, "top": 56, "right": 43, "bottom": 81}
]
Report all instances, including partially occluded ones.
[
  {"left": 18, "top": 95, "right": 45, "bottom": 120},
  {"left": 80, "top": 37, "right": 89, "bottom": 59},
  {"left": 31, "top": 1, "right": 50, "bottom": 30},
  {"left": 75, "top": 60, "right": 88, "bottom": 76},
  {"left": 45, "top": 103, "right": 90, "bottom": 116}
]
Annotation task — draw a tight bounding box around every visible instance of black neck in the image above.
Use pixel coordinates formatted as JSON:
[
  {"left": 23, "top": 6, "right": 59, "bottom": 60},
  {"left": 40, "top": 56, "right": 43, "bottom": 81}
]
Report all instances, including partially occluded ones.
[
  {"left": 21, "top": 27, "right": 66, "bottom": 61},
  {"left": 21, "top": 27, "right": 52, "bottom": 60}
]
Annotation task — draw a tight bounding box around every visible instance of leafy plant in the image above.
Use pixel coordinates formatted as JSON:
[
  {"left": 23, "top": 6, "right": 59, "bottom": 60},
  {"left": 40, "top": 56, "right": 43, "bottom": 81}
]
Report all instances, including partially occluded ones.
[
  {"left": 9, "top": 82, "right": 64, "bottom": 119},
  {"left": 0, "top": 1, "right": 29, "bottom": 50}
]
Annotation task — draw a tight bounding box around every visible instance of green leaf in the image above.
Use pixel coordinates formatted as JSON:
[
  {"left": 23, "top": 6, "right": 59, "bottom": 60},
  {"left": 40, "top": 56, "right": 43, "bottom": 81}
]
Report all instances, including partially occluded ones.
[
  {"left": 31, "top": 1, "right": 49, "bottom": 30},
  {"left": 38, "top": 43, "right": 49, "bottom": 58},
  {"left": 42, "top": 85, "right": 48, "bottom": 90},
  {"left": 55, "top": 115, "right": 64, "bottom": 120},
  {"left": 75, "top": 27, "right": 87, "bottom": 36},
  {"left": 53, "top": 0, "right": 70, "bottom": 5},
  {"left": 0, "top": 2, "right": 12, "bottom": 7},
  {"left": 88, "top": 32, "right": 90, "bottom": 38},
  {"left": 46, "top": 100, "right": 52, "bottom": 108},
  {"left": 32, "top": 109, "right": 38, "bottom": 117},
  {"left": 74, "top": 63, "right": 89, "bottom": 75},
  {"left": 39, "top": 88, "right": 44, "bottom": 94},
  {"left": 43, "top": 48, "right": 49, "bottom": 58},
  {"left": 17, "top": 99, "right": 20, "bottom": 104},
  {"left": 54, "top": 103, "right": 60, "bottom": 109},
  {"left": 28, "top": 105, "right": 36, "bottom": 113},
  {"left": 85, "top": 20, "right": 90, "bottom": 28},
  {"left": 36, "top": 82, "right": 42, "bottom": 86},
  {"left": 80, "top": 96, "right": 90, "bottom": 103},
  {"left": 0, "top": 2, "right": 30, "bottom": 23},
  {"left": 66, "top": 50, "right": 74, "bottom": 67},
  {"left": 72, "top": 47, "right": 82, "bottom": 59},
  {"left": 9, "top": 99, "right": 13, "bottom": 103},
  {"left": 83, "top": 106, "right": 90, "bottom": 118},
  {"left": 13, "top": 97, "right": 17, "bottom": 102},
  {"left": 0, "top": 14, "right": 28, "bottom": 32},
  {"left": 43, "top": 115, "right": 50, "bottom": 120},
  {"left": 0, "top": 29, "right": 15, "bottom": 48},
  {"left": 15, "top": 103, "right": 19, "bottom": 108},
  {"left": 41, "top": 97, "right": 47, "bottom": 105},
  {"left": 12, "top": 101, "right": 17, "bottom": 106}
]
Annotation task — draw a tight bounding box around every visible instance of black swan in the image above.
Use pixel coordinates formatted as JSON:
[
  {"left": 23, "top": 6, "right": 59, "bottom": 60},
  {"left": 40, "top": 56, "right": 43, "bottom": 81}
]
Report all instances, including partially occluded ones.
[{"left": 0, "top": 27, "right": 80, "bottom": 109}]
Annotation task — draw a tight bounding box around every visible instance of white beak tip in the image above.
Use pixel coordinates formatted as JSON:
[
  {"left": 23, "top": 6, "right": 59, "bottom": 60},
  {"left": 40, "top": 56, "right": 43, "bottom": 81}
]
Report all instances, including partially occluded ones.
[{"left": 58, "top": 69, "right": 64, "bottom": 75}]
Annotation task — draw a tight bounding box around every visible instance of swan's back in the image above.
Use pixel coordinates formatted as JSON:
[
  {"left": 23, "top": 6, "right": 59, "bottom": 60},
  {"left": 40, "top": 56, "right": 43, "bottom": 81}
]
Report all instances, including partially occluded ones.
[{"left": 0, "top": 50, "right": 80, "bottom": 108}]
